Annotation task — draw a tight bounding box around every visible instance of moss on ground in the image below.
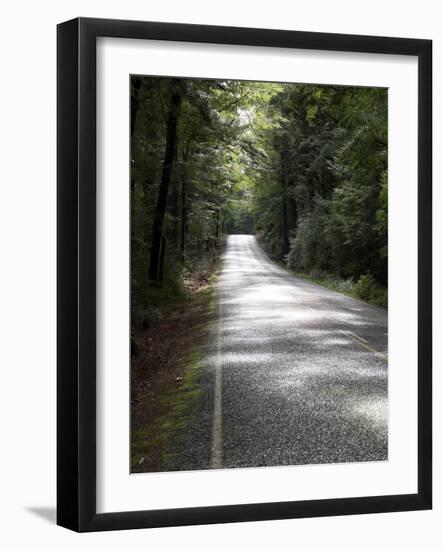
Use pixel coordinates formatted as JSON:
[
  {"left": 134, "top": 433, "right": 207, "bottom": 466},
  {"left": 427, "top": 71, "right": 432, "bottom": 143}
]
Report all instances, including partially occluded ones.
[{"left": 131, "top": 282, "right": 216, "bottom": 472}]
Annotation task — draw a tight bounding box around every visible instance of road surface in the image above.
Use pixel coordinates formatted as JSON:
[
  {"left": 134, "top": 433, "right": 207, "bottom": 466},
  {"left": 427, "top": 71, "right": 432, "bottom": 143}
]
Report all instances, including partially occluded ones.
[{"left": 172, "top": 234, "right": 388, "bottom": 470}]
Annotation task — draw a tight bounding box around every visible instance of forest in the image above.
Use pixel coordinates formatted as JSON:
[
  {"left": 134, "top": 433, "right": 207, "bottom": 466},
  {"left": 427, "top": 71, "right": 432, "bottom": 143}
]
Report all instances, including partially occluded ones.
[{"left": 131, "top": 75, "right": 388, "bottom": 334}]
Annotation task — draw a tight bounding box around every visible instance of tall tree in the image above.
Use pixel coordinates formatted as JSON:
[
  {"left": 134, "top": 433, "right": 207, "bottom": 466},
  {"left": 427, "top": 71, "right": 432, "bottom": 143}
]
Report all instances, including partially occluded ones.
[{"left": 149, "top": 81, "right": 183, "bottom": 283}]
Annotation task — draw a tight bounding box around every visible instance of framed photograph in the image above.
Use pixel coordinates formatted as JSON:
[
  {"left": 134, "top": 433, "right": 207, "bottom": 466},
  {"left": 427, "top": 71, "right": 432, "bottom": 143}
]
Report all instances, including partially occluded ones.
[{"left": 57, "top": 17, "right": 432, "bottom": 531}]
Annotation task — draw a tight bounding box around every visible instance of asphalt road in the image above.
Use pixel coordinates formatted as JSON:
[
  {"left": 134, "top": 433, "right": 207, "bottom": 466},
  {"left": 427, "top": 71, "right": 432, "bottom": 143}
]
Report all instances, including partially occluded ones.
[{"left": 173, "top": 234, "right": 388, "bottom": 470}]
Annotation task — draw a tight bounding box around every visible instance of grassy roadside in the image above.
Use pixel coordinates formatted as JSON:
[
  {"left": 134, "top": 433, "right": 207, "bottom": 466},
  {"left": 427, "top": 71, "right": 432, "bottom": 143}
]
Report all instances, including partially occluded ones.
[
  {"left": 290, "top": 271, "right": 387, "bottom": 309},
  {"left": 131, "top": 264, "right": 219, "bottom": 473},
  {"left": 256, "top": 234, "right": 387, "bottom": 309}
]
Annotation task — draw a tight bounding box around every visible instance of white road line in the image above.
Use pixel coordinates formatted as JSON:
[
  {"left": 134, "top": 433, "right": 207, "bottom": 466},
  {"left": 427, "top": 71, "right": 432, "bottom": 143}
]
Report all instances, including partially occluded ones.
[
  {"left": 347, "top": 331, "right": 369, "bottom": 345},
  {"left": 302, "top": 301, "right": 387, "bottom": 362},
  {"left": 210, "top": 275, "right": 224, "bottom": 469},
  {"left": 342, "top": 330, "right": 388, "bottom": 362}
]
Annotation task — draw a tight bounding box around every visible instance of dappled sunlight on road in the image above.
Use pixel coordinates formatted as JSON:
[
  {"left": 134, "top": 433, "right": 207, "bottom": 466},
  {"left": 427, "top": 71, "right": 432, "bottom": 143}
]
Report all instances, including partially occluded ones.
[
  {"left": 351, "top": 397, "right": 389, "bottom": 431},
  {"left": 212, "top": 234, "right": 388, "bottom": 467}
]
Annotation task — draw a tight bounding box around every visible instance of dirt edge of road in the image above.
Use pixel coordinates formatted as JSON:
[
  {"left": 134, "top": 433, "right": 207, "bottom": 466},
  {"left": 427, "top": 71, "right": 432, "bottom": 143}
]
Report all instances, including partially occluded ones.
[{"left": 130, "top": 273, "right": 217, "bottom": 473}]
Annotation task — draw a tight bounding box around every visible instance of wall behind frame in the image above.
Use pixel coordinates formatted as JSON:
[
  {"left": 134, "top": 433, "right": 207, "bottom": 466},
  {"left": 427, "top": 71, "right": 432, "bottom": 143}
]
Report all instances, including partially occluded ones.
[{"left": 0, "top": 1, "right": 440, "bottom": 548}]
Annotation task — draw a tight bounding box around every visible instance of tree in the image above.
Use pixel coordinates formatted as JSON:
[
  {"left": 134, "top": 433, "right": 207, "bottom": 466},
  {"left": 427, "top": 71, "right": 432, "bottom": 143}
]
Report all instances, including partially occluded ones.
[
  {"left": 149, "top": 81, "right": 183, "bottom": 284},
  {"left": 131, "top": 76, "right": 388, "bottom": 322}
]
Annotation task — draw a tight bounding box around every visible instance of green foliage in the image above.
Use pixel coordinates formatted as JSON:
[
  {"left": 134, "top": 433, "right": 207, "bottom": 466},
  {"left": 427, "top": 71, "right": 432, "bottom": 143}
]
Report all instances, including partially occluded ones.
[
  {"left": 224, "top": 176, "right": 255, "bottom": 233},
  {"left": 250, "top": 83, "right": 387, "bottom": 295},
  {"left": 286, "top": 196, "right": 334, "bottom": 273},
  {"left": 376, "top": 171, "right": 388, "bottom": 260},
  {"left": 131, "top": 76, "right": 387, "bottom": 314},
  {"left": 354, "top": 273, "right": 377, "bottom": 301},
  {"left": 293, "top": 271, "right": 387, "bottom": 308},
  {"left": 131, "top": 77, "right": 250, "bottom": 309},
  {"left": 354, "top": 274, "right": 387, "bottom": 307}
]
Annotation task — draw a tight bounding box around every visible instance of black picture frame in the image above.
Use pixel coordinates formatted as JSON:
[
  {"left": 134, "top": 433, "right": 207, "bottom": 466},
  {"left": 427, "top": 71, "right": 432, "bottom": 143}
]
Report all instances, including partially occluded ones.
[{"left": 57, "top": 17, "right": 432, "bottom": 532}]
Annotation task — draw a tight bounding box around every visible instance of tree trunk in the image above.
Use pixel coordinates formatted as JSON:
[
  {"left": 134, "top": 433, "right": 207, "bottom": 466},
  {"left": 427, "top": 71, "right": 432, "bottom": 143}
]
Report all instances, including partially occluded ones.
[
  {"left": 158, "top": 237, "right": 167, "bottom": 284},
  {"left": 167, "top": 173, "right": 179, "bottom": 249},
  {"left": 149, "top": 86, "right": 182, "bottom": 283}
]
